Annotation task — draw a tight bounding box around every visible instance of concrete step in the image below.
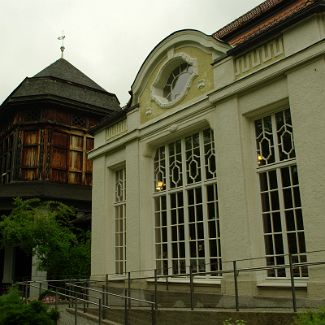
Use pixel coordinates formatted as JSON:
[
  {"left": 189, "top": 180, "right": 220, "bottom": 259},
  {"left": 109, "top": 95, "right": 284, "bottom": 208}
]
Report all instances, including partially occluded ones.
[
  {"left": 64, "top": 308, "right": 122, "bottom": 325},
  {"left": 83, "top": 307, "right": 297, "bottom": 325},
  {"left": 100, "top": 286, "right": 323, "bottom": 309}
]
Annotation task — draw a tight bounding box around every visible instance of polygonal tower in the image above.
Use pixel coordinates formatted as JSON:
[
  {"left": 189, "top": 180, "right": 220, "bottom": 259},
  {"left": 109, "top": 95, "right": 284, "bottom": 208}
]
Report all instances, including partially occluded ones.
[{"left": 0, "top": 58, "right": 121, "bottom": 283}]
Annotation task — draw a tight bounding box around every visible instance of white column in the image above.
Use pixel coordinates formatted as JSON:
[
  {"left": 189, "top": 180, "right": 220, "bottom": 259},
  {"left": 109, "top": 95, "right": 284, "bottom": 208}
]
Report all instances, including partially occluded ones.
[
  {"left": 30, "top": 254, "right": 47, "bottom": 299},
  {"left": 125, "top": 139, "right": 141, "bottom": 274},
  {"left": 287, "top": 57, "right": 325, "bottom": 298},
  {"left": 2, "top": 246, "right": 14, "bottom": 284}
]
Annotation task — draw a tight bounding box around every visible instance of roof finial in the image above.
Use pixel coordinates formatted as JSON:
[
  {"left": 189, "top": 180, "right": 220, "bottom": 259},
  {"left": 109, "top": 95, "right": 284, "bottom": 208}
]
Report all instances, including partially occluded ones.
[{"left": 57, "top": 31, "right": 65, "bottom": 58}]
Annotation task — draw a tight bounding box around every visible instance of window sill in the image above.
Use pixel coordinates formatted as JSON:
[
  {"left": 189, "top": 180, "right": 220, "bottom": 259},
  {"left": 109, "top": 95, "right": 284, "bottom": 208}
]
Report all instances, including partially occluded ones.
[
  {"left": 257, "top": 278, "right": 308, "bottom": 288},
  {"left": 147, "top": 276, "right": 222, "bottom": 285},
  {"left": 106, "top": 275, "right": 127, "bottom": 281}
]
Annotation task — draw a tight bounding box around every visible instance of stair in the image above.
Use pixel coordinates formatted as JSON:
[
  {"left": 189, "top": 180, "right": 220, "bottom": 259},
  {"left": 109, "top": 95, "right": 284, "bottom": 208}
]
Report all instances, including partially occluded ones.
[{"left": 78, "top": 307, "right": 297, "bottom": 325}]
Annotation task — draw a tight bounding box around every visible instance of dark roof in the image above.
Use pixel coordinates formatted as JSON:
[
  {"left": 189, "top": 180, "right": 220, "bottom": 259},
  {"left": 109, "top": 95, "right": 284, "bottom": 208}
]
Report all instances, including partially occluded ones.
[
  {"left": 213, "top": 0, "right": 285, "bottom": 42},
  {"left": 213, "top": 0, "right": 319, "bottom": 47},
  {"left": 1, "top": 58, "right": 121, "bottom": 113},
  {"left": 34, "top": 58, "right": 106, "bottom": 92}
]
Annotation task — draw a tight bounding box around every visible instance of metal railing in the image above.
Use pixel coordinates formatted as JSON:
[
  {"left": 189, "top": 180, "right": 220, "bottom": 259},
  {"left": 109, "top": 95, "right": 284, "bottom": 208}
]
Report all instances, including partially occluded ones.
[
  {"left": 17, "top": 278, "right": 156, "bottom": 325},
  {"left": 67, "top": 282, "right": 156, "bottom": 325},
  {"left": 89, "top": 249, "right": 325, "bottom": 313},
  {"left": 14, "top": 249, "right": 325, "bottom": 324}
]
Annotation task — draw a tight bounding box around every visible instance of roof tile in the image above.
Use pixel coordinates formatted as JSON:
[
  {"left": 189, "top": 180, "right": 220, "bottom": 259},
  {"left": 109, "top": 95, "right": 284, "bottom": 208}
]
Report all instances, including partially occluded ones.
[{"left": 213, "top": 0, "right": 316, "bottom": 46}]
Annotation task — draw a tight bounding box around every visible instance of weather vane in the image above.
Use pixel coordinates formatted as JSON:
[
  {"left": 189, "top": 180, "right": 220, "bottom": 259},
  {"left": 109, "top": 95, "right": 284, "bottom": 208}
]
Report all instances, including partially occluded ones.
[{"left": 57, "top": 31, "right": 65, "bottom": 58}]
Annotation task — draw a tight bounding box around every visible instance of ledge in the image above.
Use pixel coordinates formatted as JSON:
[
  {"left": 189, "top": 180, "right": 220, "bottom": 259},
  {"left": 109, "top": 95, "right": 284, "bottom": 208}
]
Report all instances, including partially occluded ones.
[
  {"left": 147, "top": 276, "right": 222, "bottom": 286},
  {"left": 257, "top": 279, "right": 308, "bottom": 288}
]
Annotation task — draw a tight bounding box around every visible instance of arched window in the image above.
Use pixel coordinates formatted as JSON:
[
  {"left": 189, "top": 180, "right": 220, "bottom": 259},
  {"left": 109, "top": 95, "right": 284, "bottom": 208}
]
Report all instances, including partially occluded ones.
[
  {"left": 255, "top": 108, "right": 307, "bottom": 278},
  {"left": 151, "top": 53, "right": 197, "bottom": 108},
  {"left": 153, "top": 129, "right": 222, "bottom": 276},
  {"left": 114, "top": 167, "right": 126, "bottom": 274},
  {"left": 163, "top": 63, "right": 193, "bottom": 102}
]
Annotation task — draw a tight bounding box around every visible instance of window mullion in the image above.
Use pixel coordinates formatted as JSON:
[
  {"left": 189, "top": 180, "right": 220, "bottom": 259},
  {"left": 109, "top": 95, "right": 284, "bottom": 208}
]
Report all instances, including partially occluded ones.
[
  {"left": 273, "top": 113, "right": 291, "bottom": 276},
  {"left": 122, "top": 203, "right": 126, "bottom": 273},
  {"left": 276, "top": 167, "right": 289, "bottom": 276},
  {"left": 180, "top": 138, "right": 191, "bottom": 274},
  {"left": 165, "top": 145, "right": 173, "bottom": 276},
  {"left": 272, "top": 113, "right": 280, "bottom": 163},
  {"left": 199, "top": 131, "right": 210, "bottom": 273},
  {"left": 256, "top": 159, "right": 296, "bottom": 173},
  {"left": 123, "top": 168, "right": 127, "bottom": 273}
]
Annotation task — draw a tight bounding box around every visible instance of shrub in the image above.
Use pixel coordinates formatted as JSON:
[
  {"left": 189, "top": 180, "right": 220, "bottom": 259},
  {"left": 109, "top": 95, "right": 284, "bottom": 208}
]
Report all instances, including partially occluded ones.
[
  {"left": 0, "top": 288, "right": 59, "bottom": 325},
  {"left": 223, "top": 318, "right": 247, "bottom": 325},
  {"left": 295, "top": 308, "right": 325, "bottom": 325}
]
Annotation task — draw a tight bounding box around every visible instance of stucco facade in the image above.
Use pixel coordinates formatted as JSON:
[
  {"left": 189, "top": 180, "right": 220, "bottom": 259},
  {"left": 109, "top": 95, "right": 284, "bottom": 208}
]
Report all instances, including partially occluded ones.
[{"left": 90, "top": 2, "right": 325, "bottom": 302}]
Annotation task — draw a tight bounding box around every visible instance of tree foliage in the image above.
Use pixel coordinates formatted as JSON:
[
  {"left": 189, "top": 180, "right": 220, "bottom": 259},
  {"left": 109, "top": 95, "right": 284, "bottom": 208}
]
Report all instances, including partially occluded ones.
[
  {"left": 0, "top": 288, "right": 59, "bottom": 325},
  {"left": 0, "top": 198, "right": 90, "bottom": 279}
]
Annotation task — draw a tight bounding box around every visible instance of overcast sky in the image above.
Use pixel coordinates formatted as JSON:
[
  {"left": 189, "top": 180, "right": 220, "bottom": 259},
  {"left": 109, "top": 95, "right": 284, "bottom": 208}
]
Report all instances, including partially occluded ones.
[{"left": 0, "top": 0, "right": 263, "bottom": 107}]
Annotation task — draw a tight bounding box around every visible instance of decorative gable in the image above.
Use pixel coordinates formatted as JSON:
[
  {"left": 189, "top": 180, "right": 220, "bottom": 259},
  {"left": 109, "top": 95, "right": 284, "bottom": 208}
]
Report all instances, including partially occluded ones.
[{"left": 130, "top": 30, "right": 230, "bottom": 124}]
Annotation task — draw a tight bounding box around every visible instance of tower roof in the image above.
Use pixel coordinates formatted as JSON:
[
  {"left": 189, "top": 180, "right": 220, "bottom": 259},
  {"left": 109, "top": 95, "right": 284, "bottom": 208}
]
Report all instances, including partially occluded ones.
[
  {"left": 34, "top": 58, "right": 106, "bottom": 92},
  {"left": 1, "top": 58, "right": 121, "bottom": 113}
]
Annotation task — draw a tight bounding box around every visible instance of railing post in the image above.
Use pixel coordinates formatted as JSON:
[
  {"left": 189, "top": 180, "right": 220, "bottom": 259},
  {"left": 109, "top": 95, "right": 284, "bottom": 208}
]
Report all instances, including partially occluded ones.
[
  {"left": 98, "top": 298, "right": 102, "bottom": 325},
  {"left": 105, "top": 273, "right": 109, "bottom": 307},
  {"left": 39, "top": 282, "right": 42, "bottom": 297},
  {"left": 24, "top": 282, "right": 28, "bottom": 303},
  {"left": 66, "top": 283, "right": 70, "bottom": 308},
  {"left": 74, "top": 298, "right": 78, "bottom": 325},
  {"left": 289, "top": 254, "right": 297, "bottom": 312},
  {"left": 128, "top": 271, "right": 131, "bottom": 310},
  {"left": 151, "top": 302, "right": 157, "bottom": 325},
  {"left": 83, "top": 288, "right": 86, "bottom": 313},
  {"left": 190, "top": 267, "right": 194, "bottom": 310},
  {"left": 102, "top": 285, "right": 106, "bottom": 319},
  {"left": 55, "top": 287, "right": 58, "bottom": 311},
  {"left": 124, "top": 288, "right": 129, "bottom": 325},
  {"left": 73, "top": 282, "right": 76, "bottom": 300},
  {"left": 233, "top": 260, "right": 239, "bottom": 311},
  {"left": 154, "top": 269, "right": 158, "bottom": 311},
  {"left": 86, "top": 279, "right": 90, "bottom": 309},
  {"left": 72, "top": 283, "right": 76, "bottom": 308}
]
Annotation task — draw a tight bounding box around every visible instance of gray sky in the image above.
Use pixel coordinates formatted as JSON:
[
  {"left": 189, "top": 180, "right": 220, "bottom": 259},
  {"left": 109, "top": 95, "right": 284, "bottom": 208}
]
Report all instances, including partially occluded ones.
[{"left": 0, "top": 0, "right": 262, "bottom": 107}]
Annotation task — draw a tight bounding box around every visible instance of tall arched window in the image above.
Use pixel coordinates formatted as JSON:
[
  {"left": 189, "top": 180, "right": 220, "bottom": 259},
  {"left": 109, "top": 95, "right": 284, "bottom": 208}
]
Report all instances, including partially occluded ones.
[
  {"left": 255, "top": 108, "right": 307, "bottom": 278},
  {"left": 153, "top": 129, "right": 222, "bottom": 276},
  {"left": 115, "top": 167, "right": 126, "bottom": 274}
]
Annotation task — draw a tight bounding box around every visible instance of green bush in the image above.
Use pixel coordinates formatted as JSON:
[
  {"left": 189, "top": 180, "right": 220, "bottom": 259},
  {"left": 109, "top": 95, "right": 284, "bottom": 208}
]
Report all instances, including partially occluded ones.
[
  {"left": 223, "top": 319, "right": 247, "bottom": 325},
  {"left": 295, "top": 308, "right": 325, "bottom": 325},
  {"left": 0, "top": 288, "right": 59, "bottom": 325}
]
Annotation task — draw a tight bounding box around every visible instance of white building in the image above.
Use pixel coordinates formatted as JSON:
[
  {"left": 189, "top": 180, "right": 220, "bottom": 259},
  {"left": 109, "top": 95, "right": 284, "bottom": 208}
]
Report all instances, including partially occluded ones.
[{"left": 89, "top": 0, "right": 325, "bottom": 302}]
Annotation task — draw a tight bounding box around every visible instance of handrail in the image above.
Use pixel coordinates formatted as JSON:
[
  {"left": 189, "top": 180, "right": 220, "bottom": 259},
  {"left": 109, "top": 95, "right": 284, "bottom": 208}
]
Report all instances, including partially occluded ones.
[
  {"left": 88, "top": 248, "right": 325, "bottom": 278},
  {"left": 67, "top": 282, "right": 155, "bottom": 306},
  {"left": 18, "top": 258, "right": 325, "bottom": 285},
  {"left": 24, "top": 282, "right": 108, "bottom": 309},
  {"left": 47, "top": 283, "right": 100, "bottom": 302},
  {"left": 16, "top": 249, "right": 325, "bottom": 284},
  {"left": 19, "top": 279, "right": 157, "bottom": 325}
]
